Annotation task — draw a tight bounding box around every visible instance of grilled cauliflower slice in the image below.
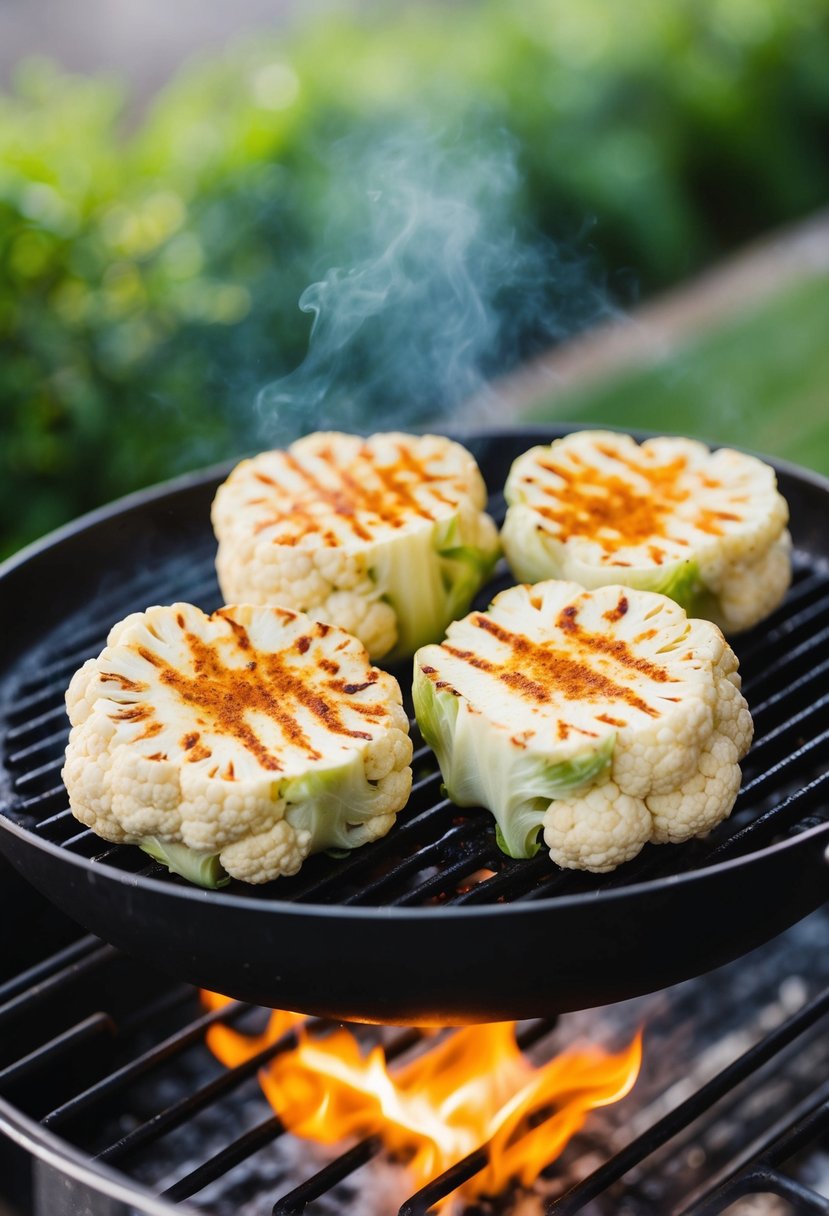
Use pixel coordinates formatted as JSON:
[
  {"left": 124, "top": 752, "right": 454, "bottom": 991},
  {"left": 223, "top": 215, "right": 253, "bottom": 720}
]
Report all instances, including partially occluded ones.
[
  {"left": 501, "top": 430, "right": 791, "bottom": 633},
  {"left": 413, "top": 581, "right": 752, "bottom": 873},
  {"left": 211, "top": 432, "right": 500, "bottom": 661},
  {"left": 63, "top": 603, "right": 413, "bottom": 887}
]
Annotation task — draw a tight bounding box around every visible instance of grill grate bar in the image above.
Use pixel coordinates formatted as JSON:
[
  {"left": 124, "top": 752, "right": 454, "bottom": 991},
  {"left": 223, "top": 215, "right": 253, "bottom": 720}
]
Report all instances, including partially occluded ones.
[
  {"left": 271, "top": 1020, "right": 555, "bottom": 1216},
  {"left": 162, "top": 1115, "right": 285, "bottom": 1203},
  {"left": 6, "top": 727, "right": 70, "bottom": 767},
  {"left": 389, "top": 842, "right": 499, "bottom": 907},
  {"left": 12, "top": 755, "right": 64, "bottom": 792},
  {"left": 0, "top": 934, "right": 101, "bottom": 1005},
  {"left": 737, "top": 728, "right": 829, "bottom": 803},
  {"left": 95, "top": 1019, "right": 318, "bottom": 1165},
  {"left": 750, "top": 656, "right": 829, "bottom": 724},
  {"left": 0, "top": 1012, "right": 114, "bottom": 1091},
  {"left": 4, "top": 702, "right": 66, "bottom": 744},
  {"left": 283, "top": 797, "right": 458, "bottom": 905},
  {"left": 678, "top": 1077, "right": 829, "bottom": 1215},
  {"left": 741, "top": 622, "right": 829, "bottom": 697},
  {"left": 42, "top": 1000, "right": 253, "bottom": 1131},
  {"left": 0, "top": 943, "right": 118, "bottom": 1030},
  {"left": 451, "top": 851, "right": 554, "bottom": 904},
  {"left": 708, "top": 768, "right": 829, "bottom": 863},
  {"left": 540, "top": 986, "right": 829, "bottom": 1216},
  {"left": 737, "top": 579, "right": 829, "bottom": 665},
  {"left": 343, "top": 820, "right": 489, "bottom": 906},
  {"left": 28, "top": 569, "right": 219, "bottom": 687},
  {"left": 685, "top": 1112, "right": 829, "bottom": 1214},
  {"left": 739, "top": 694, "right": 829, "bottom": 770},
  {"left": 168, "top": 1028, "right": 424, "bottom": 1205}
]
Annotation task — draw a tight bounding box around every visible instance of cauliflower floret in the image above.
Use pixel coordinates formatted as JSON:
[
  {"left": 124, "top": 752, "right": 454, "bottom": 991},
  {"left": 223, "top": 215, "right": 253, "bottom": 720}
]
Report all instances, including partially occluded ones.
[
  {"left": 646, "top": 730, "right": 741, "bottom": 844},
  {"left": 544, "top": 782, "right": 651, "bottom": 872},
  {"left": 414, "top": 580, "right": 753, "bottom": 872},
  {"left": 220, "top": 819, "right": 310, "bottom": 885},
  {"left": 62, "top": 602, "right": 412, "bottom": 887},
  {"left": 502, "top": 431, "right": 791, "bottom": 633},
  {"left": 211, "top": 432, "right": 499, "bottom": 660}
]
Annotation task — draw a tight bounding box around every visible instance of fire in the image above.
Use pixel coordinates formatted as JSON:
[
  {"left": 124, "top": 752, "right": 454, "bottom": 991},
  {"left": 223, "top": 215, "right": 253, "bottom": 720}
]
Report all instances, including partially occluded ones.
[{"left": 200, "top": 991, "right": 641, "bottom": 1204}]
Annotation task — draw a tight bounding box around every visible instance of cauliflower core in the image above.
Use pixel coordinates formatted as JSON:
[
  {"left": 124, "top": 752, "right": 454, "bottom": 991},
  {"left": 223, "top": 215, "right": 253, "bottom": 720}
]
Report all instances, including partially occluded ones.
[
  {"left": 211, "top": 432, "right": 499, "bottom": 661},
  {"left": 501, "top": 430, "right": 791, "bottom": 633},
  {"left": 63, "top": 603, "right": 413, "bottom": 885},
  {"left": 413, "top": 581, "right": 753, "bottom": 873}
]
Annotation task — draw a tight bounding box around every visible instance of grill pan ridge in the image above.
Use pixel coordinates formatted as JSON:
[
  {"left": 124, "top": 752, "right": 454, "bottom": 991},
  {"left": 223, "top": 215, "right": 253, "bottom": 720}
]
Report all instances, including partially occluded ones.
[{"left": 1, "top": 427, "right": 828, "bottom": 1024}]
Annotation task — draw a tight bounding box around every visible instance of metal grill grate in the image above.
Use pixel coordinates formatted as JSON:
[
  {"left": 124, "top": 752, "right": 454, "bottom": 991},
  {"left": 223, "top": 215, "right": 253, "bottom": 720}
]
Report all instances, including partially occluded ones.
[
  {"left": 1, "top": 915, "right": 828, "bottom": 1215},
  {"left": 2, "top": 503, "right": 829, "bottom": 910}
]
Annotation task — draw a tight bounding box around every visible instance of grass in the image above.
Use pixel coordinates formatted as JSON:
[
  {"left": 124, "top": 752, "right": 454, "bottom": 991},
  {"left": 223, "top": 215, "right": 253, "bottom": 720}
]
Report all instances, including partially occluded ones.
[{"left": 526, "top": 274, "right": 829, "bottom": 475}]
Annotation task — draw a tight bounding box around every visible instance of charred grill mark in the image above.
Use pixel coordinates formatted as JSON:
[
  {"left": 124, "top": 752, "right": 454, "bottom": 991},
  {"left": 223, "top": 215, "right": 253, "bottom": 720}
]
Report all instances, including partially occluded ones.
[
  {"left": 137, "top": 646, "right": 162, "bottom": 668},
  {"left": 217, "top": 613, "right": 252, "bottom": 650},
  {"left": 111, "top": 705, "right": 152, "bottom": 722},
  {"left": 135, "top": 722, "right": 163, "bottom": 740},
  {"left": 596, "top": 713, "right": 627, "bottom": 727},
  {"left": 603, "top": 595, "right": 629, "bottom": 623},
  {"left": 296, "top": 636, "right": 311, "bottom": 654},
  {"left": 101, "top": 672, "right": 148, "bottom": 692},
  {"left": 127, "top": 620, "right": 380, "bottom": 771},
  {"left": 532, "top": 446, "right": 692, "bottom": 554},
  {"left": 255, "top": 442, "right": 460, "bottom": 546},
  {"left": 319, "top": 658, "right": 339, "bottom": 674},
  {"left": 147, "top": 752, "right": 168, "bottom": 761},
  {"left": 556, "top": 605, "right": 673, "bottom": 686},
  {"left": 465, "top": 612, "right": 665, "bottom": 716}
]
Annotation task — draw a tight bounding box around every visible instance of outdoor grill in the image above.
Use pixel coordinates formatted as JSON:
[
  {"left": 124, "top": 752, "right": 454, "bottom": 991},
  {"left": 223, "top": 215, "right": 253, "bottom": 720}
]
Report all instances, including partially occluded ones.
[{"left": 1, "top": 426, "right": 828, "bottom": 1214}]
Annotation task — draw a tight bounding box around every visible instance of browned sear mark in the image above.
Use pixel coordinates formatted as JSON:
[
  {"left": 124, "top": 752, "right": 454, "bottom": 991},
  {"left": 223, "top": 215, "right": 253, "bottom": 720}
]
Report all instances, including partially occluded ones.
[
  {"left": 603, "top": 595, "right": 629, "bottom": 623},
  {"left": 249, "top": 441, "right": 466, "bottom": 547},
  {"left": 132, "top": 618, "right": 373, "bottom": 772},
  {"left": 441, "top": 613, "right": 661, "bottom": 717}
]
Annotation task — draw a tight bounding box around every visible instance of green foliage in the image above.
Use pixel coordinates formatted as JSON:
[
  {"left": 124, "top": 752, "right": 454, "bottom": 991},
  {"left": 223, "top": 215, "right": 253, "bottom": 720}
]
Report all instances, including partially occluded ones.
[{"left": 2, "top": 0, "right": 829, "bottom": 555}]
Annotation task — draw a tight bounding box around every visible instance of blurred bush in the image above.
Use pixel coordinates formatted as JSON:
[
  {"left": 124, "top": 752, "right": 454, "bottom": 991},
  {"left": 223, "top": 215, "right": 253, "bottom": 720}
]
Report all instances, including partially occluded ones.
[{"left": 2, "top": 0, "right": 829, "bottom": 555}]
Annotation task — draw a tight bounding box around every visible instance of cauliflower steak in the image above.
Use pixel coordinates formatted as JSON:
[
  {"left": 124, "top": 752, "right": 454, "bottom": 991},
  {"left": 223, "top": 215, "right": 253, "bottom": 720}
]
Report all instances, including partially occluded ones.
[
  {"left": 502, "top": 430, "right": 791, "bottom": 633},
  {"left": 63, "top": 603, "right": 413, "bottom": 886},
  {"left": 413, "top": 581, "right": 752, "bottom": 872},
  {"left": 211, "top": 432, "right": 500, "bottom": 661}
]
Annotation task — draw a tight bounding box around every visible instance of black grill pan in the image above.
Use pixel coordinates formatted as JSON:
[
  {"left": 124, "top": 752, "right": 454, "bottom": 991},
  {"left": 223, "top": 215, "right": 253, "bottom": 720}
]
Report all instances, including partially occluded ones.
[{"left": 1, "top": 427, "right": 828, "bottom": 1025}]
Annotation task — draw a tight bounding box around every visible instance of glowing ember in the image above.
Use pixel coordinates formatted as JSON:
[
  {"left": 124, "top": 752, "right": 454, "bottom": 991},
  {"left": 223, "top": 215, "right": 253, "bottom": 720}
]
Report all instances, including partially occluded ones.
[{"left": 200, "top": 992, "right": 641, "bottom": 1204}]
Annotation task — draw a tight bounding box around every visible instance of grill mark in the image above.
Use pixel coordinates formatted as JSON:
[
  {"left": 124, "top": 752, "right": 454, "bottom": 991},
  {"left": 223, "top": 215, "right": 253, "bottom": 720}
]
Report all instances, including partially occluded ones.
[
  {"left": 556, "top": 605, "right": 673, "bottom": 685},
  {"left": 254, "top": 441, "right": 458, "bottom": 547},
  {"left": 111, "top": 705, "right": 152, "bottom": 722},
  {"left": 135, "top": 721, "right": 163, "bottom": 740},
  {"left": 129, "top": 621, "right": 376, "bottom": 771},
  {"left": 531, "top": 446, "right": 691, "bottom": 554},
  {"left": 442, "top": 612, "right": 661, "bottom": 718},
  {"left": 101, "top": 673, "right": 148, "bottom": 692},
  {"left": 603, "top": 594, "right": 629, "bottom": 623}
]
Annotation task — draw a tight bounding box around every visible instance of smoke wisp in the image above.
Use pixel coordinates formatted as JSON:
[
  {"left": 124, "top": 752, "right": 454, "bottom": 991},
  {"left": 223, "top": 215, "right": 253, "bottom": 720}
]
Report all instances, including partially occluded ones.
[{"left": 255, "top": 123, "right": 613, "bottom": 442}]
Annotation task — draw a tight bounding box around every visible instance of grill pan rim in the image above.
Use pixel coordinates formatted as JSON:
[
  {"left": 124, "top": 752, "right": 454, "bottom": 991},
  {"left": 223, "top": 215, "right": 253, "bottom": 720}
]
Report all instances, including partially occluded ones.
[
  {"left": 1, "top": 424, "right": 828, "bottom": 922},
  {"left": 0, "top": 806, "right": 826, "bottom": 920}
]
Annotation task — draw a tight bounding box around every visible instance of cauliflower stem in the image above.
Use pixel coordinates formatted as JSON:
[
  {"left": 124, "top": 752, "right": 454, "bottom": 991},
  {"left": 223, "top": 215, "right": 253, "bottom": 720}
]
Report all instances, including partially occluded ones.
[
  {"left": 413, "top": 678, "right": 615, "bottom": 858},
  {"left": 140, "top": 837, "right": 231, "bottom": 889}
]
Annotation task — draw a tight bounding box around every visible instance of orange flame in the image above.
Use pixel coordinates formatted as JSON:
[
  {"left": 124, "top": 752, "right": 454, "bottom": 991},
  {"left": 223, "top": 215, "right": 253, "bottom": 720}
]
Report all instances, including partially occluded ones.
[{"left": 200, "top": 992, "right": 641, "bottom": 1204}]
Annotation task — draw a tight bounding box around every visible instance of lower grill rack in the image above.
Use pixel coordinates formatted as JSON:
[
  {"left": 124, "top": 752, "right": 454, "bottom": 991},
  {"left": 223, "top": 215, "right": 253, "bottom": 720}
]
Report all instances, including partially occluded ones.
[{"left": 2, "top": 909, "right": 829, "bottom": 1216}]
